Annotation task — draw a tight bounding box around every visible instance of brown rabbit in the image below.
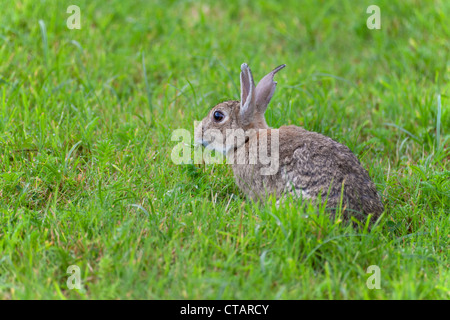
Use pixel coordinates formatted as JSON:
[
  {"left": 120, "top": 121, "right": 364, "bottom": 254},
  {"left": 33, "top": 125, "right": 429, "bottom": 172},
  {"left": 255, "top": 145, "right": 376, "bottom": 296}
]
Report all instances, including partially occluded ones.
[{"left": 195, "top": 63, "right": 384, "bottom": 223}]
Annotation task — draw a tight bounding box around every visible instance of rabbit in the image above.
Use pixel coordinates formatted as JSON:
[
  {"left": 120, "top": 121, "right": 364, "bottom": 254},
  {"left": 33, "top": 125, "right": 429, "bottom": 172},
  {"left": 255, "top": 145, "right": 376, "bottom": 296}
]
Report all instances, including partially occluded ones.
[{"left": 195, "top": 63, "right": 384, "bottom": 223}]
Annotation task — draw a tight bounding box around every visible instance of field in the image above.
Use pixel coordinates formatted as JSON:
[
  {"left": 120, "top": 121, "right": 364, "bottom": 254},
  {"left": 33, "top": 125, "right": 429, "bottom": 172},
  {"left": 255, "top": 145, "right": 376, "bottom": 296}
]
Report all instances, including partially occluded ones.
[{"left": 0, "top": 0, "right": 449, "bottom": 299}]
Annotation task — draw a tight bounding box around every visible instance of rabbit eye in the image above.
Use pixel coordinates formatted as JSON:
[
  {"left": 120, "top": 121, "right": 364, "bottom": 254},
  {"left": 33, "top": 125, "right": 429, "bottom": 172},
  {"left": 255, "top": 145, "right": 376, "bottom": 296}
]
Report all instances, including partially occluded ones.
[{"left": 213, "top": 111, "right": 225, "bottom": 122}]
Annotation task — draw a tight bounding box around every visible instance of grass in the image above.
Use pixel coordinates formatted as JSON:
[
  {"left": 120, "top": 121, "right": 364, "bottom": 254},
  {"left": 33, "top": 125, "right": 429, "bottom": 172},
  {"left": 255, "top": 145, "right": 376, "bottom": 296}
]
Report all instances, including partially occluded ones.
[{"left": 0, "top": 0, "right": 449, "bottom": 299}]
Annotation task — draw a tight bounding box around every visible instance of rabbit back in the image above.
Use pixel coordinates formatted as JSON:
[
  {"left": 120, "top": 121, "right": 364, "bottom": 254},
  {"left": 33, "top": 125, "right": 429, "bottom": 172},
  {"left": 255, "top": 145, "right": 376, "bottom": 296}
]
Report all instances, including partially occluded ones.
[{"left": 232, "top": 125, "right": 384, "bottom": 221}]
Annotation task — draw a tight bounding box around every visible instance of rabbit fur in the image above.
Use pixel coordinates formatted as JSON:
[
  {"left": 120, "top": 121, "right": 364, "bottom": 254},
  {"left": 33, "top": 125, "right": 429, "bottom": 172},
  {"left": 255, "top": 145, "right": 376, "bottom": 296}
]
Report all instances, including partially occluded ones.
[{"left": 195, "top": 63, "right": 384, "bottom": 223}]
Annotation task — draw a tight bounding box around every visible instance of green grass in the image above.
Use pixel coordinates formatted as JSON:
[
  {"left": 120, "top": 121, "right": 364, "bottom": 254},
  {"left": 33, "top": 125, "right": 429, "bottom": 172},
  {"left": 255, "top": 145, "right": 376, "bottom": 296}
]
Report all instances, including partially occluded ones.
[{"left": 0, "top": 0, "right": 449, "bottom": 299}]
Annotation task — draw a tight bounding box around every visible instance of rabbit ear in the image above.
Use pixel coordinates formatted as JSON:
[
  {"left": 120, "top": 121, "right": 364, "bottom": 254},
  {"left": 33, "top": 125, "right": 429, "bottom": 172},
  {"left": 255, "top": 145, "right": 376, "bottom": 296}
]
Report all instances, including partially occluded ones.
[
  {"left": 240, "top": 63, "right": 256, "bottom": 125},
  {"left": 255, "top": 64, "right": 286, "bottom": 114}
]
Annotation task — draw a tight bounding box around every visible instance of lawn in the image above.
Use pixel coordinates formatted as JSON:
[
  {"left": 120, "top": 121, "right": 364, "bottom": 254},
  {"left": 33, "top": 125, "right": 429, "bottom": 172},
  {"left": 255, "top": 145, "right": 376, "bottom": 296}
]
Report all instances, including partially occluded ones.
[{"left": 0, "top": 0, "right": 449, "bottom": 299}]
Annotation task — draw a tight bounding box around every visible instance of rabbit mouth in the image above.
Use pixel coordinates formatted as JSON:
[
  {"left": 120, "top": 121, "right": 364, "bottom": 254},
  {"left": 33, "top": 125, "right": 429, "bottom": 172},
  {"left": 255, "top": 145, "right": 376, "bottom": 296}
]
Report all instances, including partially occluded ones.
[
  {"left": 199, "top": 138, "right": 218, "bottom": 152},
  {"left": 193, "top": 136, "right": 207, "bottom": 148},
  {"left": 202, "top": 135, "right": 215, "bottom": 148}
]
